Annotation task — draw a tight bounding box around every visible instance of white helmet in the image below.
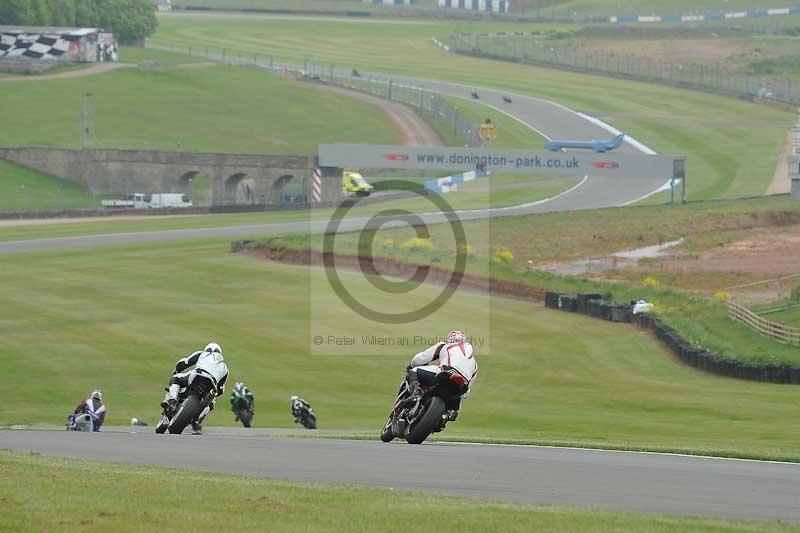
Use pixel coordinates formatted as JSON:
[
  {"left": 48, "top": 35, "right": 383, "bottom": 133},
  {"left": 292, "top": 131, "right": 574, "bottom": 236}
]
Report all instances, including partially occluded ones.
[
  {"left": 446, "top": 330, "right": 466, "bottom": 344},
  {"left": 90, "top": 390, "right": 102, "bottom": 401},
  {"left": 290, "top": 395, "right": 299, "bottom": 405},
  {"left": 203, "top": 342, "right": 223, "bottom": 359}
]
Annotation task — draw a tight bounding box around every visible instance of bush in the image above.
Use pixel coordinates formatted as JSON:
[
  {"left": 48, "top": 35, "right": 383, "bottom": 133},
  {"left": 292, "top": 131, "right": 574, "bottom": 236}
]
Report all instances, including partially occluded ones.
[
  {"left": 714, "top": 290, "right": 732, "bottom": 302},
  {"left": 492, "top": 246, "right": 514, "bottom": 265},
  {"left": 642, "top": 277, "right": 660, "bottom": 289},
  {"left": 400, "top": 237, "right": 433, "bottom": 251},
  {"left": 458, "top": 243, "right": 475, "bottom": 255}
]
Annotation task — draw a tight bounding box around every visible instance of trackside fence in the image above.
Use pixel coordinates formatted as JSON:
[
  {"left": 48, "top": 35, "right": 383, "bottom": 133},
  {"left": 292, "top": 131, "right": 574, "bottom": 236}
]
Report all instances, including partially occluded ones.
[
  {"left": 728, "top": 300, "right": 800, "bottom": 345},
  {"left": 145, "top": 42, "right": 481, "bottom": 146},
  {"left": 546, "top": 292, "right": 800, "bottom": 383},
  {"left": 443, "top": 33, "right": 800, "bottom": 106}
]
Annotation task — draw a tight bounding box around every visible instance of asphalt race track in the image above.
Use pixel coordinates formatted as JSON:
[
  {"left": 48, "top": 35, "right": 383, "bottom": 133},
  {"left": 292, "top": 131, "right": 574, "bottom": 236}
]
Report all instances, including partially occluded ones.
[
  {"left": 2, "top": 427, "right": 799, "bottom": 523},
  {"left": 0, "top": 77, "right": 669, "bottom": 254}
]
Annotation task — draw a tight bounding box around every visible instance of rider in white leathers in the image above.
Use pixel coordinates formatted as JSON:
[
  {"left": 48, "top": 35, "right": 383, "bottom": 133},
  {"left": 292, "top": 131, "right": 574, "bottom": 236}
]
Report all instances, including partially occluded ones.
[
  {"left": 161, "top": 342, "right": 229, "bottom": 430},
  {"left": 407, "top": 330, "right": 477, "bottom": 421}
]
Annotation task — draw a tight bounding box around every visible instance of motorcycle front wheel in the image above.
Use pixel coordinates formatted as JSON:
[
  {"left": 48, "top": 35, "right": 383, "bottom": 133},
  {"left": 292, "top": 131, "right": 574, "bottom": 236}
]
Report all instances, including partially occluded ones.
[
  {"left": 155, "top": 414, "right": 169, "bottom": 434},
  {"left": 380, "top": 416, "right": 394, "bottom": 442},
  {"left": 302, "top": 414, "right": 317, "bottom": 430}
]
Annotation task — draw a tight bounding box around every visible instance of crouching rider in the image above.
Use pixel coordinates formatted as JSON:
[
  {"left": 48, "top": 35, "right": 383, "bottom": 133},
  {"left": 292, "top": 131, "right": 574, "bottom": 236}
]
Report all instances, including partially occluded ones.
[
  {"left": 69, "top": 389, "right": 106, "bottom": 431},
  {"left": 161, "top": 342, "right": 228, "bottom": 432},
  {"left": 407, "top": 330, "right": 478, "bottom": 423}
]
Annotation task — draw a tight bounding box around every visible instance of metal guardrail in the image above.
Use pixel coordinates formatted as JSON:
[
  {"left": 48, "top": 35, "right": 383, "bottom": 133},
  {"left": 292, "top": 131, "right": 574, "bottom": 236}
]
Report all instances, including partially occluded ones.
[{"left": 728, "top": 300, "right": 800, "bottom": 345}]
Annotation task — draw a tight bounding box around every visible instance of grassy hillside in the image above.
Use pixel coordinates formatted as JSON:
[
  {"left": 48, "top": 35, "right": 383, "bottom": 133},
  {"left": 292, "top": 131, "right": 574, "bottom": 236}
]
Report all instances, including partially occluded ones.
[
  {"left": 0, "top": 160, "right": 94, "bottom": 211},
  {"left": 0, "top": 65, "right": 403, "bottom": 154},
  {"left": 259, "top": 194, "right": 800, "bottom": 366},
  {"left": 151, "top": 15, "right": 792, "bottom": 199},
  {"left": 2, "top": 238, "right": 800, "bottom": 460}
]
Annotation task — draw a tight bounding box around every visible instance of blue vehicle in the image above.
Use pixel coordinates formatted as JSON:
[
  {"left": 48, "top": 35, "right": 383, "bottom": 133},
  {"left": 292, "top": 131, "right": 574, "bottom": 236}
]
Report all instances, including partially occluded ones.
[{"left": 545, "top": 133, "right": 625, "bottom": 153}]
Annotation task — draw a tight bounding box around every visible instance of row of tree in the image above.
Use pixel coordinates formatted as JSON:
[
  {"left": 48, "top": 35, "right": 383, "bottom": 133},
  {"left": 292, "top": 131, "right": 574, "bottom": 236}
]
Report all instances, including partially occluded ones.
[{"left": 0, "top": 0, "right": 158, "bottom": 43}]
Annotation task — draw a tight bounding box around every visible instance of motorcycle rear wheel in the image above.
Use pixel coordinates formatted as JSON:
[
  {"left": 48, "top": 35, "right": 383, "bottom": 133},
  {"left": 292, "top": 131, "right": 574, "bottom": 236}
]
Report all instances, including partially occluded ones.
[
  {"left": 405, "top": 397, "right": 446, "bottom": 445},
  {"left": 168, "top": 394, "right": 203, "bottom": 434}
]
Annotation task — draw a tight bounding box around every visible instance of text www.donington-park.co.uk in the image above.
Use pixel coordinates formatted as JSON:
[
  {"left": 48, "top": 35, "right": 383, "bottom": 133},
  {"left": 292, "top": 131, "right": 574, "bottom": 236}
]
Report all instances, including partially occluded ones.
[{"left": 416, "top": 153, "right": 581, "bottom": 169}]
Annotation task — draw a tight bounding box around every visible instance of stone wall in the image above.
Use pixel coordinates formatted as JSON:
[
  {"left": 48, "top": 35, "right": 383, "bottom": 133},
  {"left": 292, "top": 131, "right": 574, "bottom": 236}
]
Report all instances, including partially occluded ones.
[{"left": 0, "top": 147, "right": 346, "bottom": 206}]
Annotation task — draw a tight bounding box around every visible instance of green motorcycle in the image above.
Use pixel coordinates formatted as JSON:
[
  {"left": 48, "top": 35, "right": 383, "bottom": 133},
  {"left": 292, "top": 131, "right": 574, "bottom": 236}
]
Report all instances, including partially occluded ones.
[{"left": 230, "top": 382, "right": 254, "bottom": 428}]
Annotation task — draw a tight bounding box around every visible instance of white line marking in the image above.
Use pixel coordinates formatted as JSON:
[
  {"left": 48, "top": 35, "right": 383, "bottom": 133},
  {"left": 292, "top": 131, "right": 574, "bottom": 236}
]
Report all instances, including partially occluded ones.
[
  {"left": 434, "top": 441, "right": 800, "bottom": 466},
  {"left": 576, "top": 111, "right": 657, "bottom": 155},
  {"left": 620, "top": 179, "right": 673, "bottom": 206},
  {"left": 451, "top": 175, "right": 589, "bottom": 215}
]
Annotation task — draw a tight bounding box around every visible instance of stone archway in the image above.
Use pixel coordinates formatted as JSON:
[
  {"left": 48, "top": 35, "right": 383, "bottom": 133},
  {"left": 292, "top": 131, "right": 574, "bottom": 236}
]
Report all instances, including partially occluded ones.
[
  {"left": 179, "top": 171, "right": 210, "bottom": 206},
  {"left": 270, "top": 174, "right": 298, "bottom": 204},
  {"left": 225, "top": 173, "right": 257, "bottom": 204},
  {"left": 179, "top": 171, "right": 199, "bottom": 187}
]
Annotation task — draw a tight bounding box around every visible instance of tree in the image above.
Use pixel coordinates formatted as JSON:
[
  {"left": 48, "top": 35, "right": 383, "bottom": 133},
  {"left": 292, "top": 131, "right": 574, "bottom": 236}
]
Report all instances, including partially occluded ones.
[
  {"left": 0, "top": 0, "right": 34, "bottom": 25},
  {"left": 74, "top": 0, "right": 99, "bottom": 27},
  {"left": 30, "top": 0, "right": 51, "bottom": 25},
  {"left": 48, "top": 0, "right": 77, "bottom": 26},
  {"left": 96, "top": 0, "right": 157, "bottom": 44}
]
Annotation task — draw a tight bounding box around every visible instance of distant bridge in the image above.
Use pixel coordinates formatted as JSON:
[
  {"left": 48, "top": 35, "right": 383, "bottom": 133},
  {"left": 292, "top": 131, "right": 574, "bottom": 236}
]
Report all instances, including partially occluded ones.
[{"left": 0, "top": 147, "right": 344, "bottom": 206}]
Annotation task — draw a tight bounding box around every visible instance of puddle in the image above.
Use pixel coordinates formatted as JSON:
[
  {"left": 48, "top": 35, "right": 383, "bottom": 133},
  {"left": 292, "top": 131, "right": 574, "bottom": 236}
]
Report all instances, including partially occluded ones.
[
  {"left": 538, "top": 238, "right": 684, "bottom": 276},
  {"left": 613, "top": 238, "right": 684, "bottom": 260}
]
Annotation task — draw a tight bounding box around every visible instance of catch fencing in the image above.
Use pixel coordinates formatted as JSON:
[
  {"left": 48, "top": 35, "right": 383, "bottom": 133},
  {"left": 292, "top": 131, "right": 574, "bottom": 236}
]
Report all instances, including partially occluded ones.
[
  {"left": 445, "top": 33, "right": 800, "bottom": 105},
  {"left": 146, "top": 42, "right": 481, "bottom": 146}
]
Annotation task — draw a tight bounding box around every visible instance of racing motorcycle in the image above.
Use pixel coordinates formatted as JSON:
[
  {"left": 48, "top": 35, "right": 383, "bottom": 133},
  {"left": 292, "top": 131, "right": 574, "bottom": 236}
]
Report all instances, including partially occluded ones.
[
  {"left": 291, "top": 396, "right": 317, "bottom": 430},
  {"left": 231, "top": 385, "right": 254, "bottom": 428},
  {"left": 380, "top": 367, "right": 467, "bottom": 444},
  {"left": 66, "top": 412, "right": 97, "bottom": 432},
  {"left": 156, "top": 368, "right": 221, "bottom": 435}
]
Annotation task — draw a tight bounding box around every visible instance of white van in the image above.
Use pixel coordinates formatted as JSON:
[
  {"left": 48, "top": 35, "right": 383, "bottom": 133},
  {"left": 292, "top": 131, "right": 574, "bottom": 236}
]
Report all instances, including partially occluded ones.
[{"left": 149, "top": 193, "right": 193, "bottom": 209}]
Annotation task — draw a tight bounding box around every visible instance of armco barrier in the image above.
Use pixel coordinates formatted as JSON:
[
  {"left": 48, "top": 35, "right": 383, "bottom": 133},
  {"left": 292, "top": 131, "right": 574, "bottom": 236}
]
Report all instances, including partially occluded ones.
[{"left": 545, "top": 291, "right": 800, "bottom": 384}]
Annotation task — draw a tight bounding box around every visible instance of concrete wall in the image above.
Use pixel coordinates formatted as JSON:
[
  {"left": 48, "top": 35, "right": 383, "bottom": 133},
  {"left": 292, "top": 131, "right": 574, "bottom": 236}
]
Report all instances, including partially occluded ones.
[{"left": 0, "top": 147, "right": 346, "bottom": 206}]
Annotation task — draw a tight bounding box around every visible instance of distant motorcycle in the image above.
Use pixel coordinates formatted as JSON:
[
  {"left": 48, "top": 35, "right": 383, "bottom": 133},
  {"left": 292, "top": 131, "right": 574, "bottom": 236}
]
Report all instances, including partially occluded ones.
[
  {"left": 380, "top": 368, "right": 467, "bottom": 444},
  {"left": 291, "top": 396, "right": 317, "bottom": 430},
  {"left": 156, "top": 368, "right": 222, "bottom": 435},
  {"left": 230, "top": 383, "right": 254, "bottom": 428}
]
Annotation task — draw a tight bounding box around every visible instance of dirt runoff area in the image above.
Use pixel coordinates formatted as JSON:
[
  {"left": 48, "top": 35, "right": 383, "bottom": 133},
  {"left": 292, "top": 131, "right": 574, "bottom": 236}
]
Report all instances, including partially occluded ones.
[
  {"left": 313, "top": 83, "right": 444, "bottom": 147},
  {"left": 657, "top": 229, "right": 800, "bottom": 278},
  {"left": 537, "top": 222, "right": 800, "bottom": 298}
]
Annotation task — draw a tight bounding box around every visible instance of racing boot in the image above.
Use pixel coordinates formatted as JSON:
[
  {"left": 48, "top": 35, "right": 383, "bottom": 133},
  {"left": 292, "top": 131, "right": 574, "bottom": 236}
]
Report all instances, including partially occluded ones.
[
  {"left": 192, "top": 405, "right": 211, "bottom": 435},
  {"left": 406, "top": 371, "right": 422, "bottom": 402},
  {"left": 160, "top": 384, "right": 180, "bottom": 410},
  {"left": 445, "top": 409, "right": 459, "bottom": 422}
]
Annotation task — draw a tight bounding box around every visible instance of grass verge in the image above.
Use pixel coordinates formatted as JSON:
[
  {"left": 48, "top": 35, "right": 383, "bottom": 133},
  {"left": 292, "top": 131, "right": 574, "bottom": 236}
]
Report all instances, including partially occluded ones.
[{"left": 2, "top": 450, "right": 792, "bottom": 532}]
